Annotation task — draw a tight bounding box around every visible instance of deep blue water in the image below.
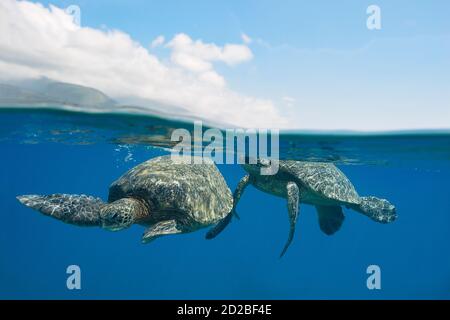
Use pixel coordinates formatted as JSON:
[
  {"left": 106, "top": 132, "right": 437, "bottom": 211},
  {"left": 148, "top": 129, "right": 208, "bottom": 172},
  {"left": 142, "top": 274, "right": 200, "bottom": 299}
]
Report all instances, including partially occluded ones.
[{"left": 1, "top": 109, "right": 449, "bottom": 299}]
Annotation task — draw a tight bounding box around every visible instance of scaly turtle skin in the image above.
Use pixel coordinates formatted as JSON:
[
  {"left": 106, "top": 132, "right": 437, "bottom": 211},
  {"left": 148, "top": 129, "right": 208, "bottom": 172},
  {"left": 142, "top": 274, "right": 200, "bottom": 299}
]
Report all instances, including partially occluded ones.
[
  {"left": 17, "top": 155, "right": 233, "bottom": 243},
  {"left": 208, "top": 158, "right": 397, "bottom": 257}
]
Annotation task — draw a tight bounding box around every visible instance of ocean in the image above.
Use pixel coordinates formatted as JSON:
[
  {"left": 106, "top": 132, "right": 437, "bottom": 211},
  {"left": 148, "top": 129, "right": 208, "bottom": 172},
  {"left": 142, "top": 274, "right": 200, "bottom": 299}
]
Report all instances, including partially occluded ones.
[{"left": 1, "top": 108, "right": 449, "bottom": 299}]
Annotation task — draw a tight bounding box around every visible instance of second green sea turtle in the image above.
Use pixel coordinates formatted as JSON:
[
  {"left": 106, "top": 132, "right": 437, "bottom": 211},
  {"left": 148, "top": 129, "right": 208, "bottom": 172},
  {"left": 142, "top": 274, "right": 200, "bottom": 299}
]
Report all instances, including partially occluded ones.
[{"left": 208, "top": 159, "right": 397, "bottom": 257}]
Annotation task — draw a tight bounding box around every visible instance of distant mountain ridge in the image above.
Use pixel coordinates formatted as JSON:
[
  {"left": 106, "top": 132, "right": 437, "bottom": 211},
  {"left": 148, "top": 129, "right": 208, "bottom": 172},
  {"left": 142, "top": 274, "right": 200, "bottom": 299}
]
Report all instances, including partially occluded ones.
[
  {"left": 0, "top": 81, "right": 116, "bottom": 108},
  {"left": 0, "top": 78, "right": 239, "bottom": 128},
  {"left": 0, "top": 80, "right": 229, "bottom": 128},
  {"left": 44, "top": 82, "right": 117, "bottom": 108},
  {"left": 0, "top": 83, "right": 56, "bottom": 105}
]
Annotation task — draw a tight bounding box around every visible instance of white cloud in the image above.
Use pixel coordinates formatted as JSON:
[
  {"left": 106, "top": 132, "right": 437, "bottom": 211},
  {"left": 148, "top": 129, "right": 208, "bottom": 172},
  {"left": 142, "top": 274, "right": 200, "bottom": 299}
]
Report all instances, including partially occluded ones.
[
  {"left": 151, "top": 35, "right": 165, "bottom": 48},
  {"left": 170, "top": 51, "right": 213, "bottom": 73},
  {"left": 0, "top": 0, "right": 287, "bottom": 128},
  {"left": 198, "top": 71, "right": 226, "bottom": 87},
  {"left": 282, "top": 96, "right": 296, "bottom": 108},
  {"left": 241, "top": 33, "right": 252, "bottom": 44},
  {"left": 282, "top": 96, "right": 295, "bottom": 103},
  {"left": 167, "top": 33, "right": 253, "bottom": 66}
]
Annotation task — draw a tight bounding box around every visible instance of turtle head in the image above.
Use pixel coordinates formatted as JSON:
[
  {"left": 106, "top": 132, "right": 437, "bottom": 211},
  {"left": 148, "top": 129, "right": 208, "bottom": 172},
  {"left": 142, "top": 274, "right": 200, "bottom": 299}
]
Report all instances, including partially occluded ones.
[
  {"left": 358, "top": 196, "right": 397, "bottom": 223},
  {"left": 100, "top": 198, "right": 143, "bottom": 231},
  {"left": 241, "top": 156, "right": 279, "bottom": 176}
]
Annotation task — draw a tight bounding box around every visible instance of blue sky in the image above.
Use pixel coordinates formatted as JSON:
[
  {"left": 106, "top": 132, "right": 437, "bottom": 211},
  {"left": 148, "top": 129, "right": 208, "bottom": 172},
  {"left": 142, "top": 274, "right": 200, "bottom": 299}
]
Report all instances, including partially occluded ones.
[
  {"left": 2, "top": 0, "right": 450, "bottom": 130},
  {"left": 37, "top": 0, "right": 450, "bottom": 46}
]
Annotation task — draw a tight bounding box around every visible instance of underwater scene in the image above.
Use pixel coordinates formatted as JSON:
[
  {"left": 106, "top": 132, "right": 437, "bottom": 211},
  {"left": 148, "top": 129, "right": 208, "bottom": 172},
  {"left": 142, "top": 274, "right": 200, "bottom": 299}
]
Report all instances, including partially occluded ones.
[
  {"left": 1, "top": 108, "right": 449, "bottom": 299},
  {"left": 1, "top": 0, "right": 449, "bottom": 301}
]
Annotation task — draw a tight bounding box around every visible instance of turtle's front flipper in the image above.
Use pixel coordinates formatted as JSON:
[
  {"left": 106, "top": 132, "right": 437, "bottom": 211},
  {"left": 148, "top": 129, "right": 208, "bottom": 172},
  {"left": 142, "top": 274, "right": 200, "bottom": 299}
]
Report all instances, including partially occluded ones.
[
  {"left": 17, "top": 194, "right": 104, "bottom": 226},
  {"left": 231, "top": 174, "right": 251, "bottom": 219},
  {"left": 142, "top": 220, "right": 182, "bottom": 243},
  {"left": 205, "top": 174, "right": 251, "bottom": 239},
  {"left": 315, "top": 205, "right": 345, "bottom": 235},
  {"left": 280, "top": 182, "right": 300, "bottom": 258}
]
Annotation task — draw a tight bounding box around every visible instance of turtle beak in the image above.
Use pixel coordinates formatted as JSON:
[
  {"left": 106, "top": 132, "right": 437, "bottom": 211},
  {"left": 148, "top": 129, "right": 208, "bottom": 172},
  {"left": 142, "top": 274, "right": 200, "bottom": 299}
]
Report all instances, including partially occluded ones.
[
  {"left": 102, "top": 223, "right": 123, "bottom": 232},
  {"left": 101, "top": 215, "right": 125, "bottom": 231}
]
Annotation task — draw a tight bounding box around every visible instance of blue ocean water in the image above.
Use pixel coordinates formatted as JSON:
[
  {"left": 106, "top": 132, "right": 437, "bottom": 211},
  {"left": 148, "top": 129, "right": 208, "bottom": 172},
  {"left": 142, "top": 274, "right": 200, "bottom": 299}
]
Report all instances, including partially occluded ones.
[{"left": 1, "top": 109, "right": 449, "bottom": 299}]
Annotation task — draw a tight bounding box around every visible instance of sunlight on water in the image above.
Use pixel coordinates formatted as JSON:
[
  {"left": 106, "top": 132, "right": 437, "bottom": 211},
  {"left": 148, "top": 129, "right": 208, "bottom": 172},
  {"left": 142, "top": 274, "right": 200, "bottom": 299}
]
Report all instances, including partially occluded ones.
[{"left": 1, "top": 108, "right": 449, "bottom": 167}]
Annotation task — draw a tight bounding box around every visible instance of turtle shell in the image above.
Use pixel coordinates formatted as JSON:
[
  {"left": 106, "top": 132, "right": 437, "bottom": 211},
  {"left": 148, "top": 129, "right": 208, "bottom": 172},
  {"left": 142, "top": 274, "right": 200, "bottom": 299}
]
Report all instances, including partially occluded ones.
[
  {"left": 108, "top": 155, "right": 233, "bottom": 225},
  {"left": 280, "top": 161, "right": 360, "bottom": 205}
]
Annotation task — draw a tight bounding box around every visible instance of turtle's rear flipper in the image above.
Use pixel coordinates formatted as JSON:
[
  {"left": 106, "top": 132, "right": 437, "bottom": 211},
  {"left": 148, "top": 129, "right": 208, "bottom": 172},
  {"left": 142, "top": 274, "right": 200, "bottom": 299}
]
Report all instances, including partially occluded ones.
[
  {"left": 205, "top": 174, "right": 251, "bottom": 239},
  {"left": 316, "top": 205, "right": 345, "bottom": 235},
  {"left": 353, "top": 196, "right": 397, "bottom": 224},
  {"left": 17, "top": 194, "right": 104, "bottom": 226},
  {"left": 205, "top": 211, "right": 233, "bottom": 239}
]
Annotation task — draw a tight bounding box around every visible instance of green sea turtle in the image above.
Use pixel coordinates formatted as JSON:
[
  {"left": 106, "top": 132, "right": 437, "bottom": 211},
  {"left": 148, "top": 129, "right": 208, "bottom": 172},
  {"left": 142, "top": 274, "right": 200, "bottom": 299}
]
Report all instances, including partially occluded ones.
[
  {"left": 207, "top": 159, "right": 397, "bottom": 257},
  {"left": 17, "top": 155, "right": 233, "bottom": 243}
]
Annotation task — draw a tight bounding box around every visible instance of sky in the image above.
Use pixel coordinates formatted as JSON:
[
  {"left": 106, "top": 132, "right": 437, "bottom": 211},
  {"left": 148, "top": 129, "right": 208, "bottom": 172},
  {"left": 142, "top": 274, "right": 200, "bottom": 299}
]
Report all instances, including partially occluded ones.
[{"left": 0, "top": 0, "right": 449, "bottom": 130}]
